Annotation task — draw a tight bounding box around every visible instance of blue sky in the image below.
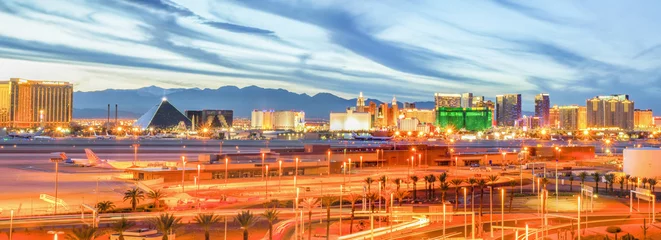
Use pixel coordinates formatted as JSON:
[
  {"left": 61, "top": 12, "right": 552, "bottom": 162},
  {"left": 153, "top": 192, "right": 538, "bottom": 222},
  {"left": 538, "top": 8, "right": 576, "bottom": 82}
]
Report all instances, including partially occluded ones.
[{"left": 1, "top": 0, "right": 661, "bottom": 111}]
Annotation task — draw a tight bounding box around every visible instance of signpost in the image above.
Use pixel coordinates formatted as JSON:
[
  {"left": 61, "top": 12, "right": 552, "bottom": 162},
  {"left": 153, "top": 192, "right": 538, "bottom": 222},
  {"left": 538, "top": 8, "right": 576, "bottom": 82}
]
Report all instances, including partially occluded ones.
[{"left": 631, "top": 188, "right": 655, "bottom": 223}]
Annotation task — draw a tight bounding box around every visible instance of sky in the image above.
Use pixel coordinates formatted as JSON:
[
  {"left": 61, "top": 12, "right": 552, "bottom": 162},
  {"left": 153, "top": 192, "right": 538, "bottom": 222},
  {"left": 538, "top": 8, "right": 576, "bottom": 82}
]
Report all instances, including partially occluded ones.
[{"left": 1, "top": 0, "right": 661, "bottom": 111}]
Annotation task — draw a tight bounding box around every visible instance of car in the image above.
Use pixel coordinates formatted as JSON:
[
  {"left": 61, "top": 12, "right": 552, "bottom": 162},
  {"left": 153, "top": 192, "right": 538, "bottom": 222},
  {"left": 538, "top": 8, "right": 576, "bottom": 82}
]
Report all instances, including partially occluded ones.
[{"left": 470, "top": 163, "right": 480, "bottom": 167}]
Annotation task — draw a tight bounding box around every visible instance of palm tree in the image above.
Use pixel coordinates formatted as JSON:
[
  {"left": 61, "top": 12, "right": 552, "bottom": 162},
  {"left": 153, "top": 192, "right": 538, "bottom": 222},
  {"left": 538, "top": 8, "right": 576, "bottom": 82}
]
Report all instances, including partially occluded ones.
[
  {"left": 410, "top": 175, "right": 419, "bottom": 200},
  {"left": 364, "top": 177, "right": 374, "bottom": 193},
  {"left": 366, "top": 192, "right": 378, "bottom": 213},
  {"left": 450, "top": 179, "right": 464, "bottom": 209},
  {"left": 487, "top": 175, "right": 499, "bottom": 211},
  {"left": 344, "top": 193, "right": 360, "bottom": 234},
  {"left": 147, "top": 190, "right": 167, "bottom": 209},
  {"left": 394, "top": 189, "right": 410, "bottom": 206},
  {"left": 468, "top": 178, "right": 477, "bottom": 212},
  {"left": 95, "top": 200, "right": 115, "bottom": 213},
  {"left": 195, "top": 213, "right": 222, "bottom": 240},
  {"left": 379, "top": 175, "right": 388, "bottom": 189},
  {"left": 592, "top": 172, "right": 601, "bottom": 193},
  {"left": 150, "top": 213, "right": 182, "bottom": 240},
  {"left": 393, "top": 178, "right": 402, "bottom": 191},
  {"left": 321, "top": 195, "right": 337, "bottom": 238},
  {"left": 439, "top": 182, "right": 449, "bottom": 202},
  {"left": 111, "top": 216, "right": 135, "bottom": 240},
  {"left": 648, "top": 178, "right": 657, "bottom": 192},
  {"left": 579, "top": 172, "right": 588, "bottom": 190},
  {"left": 604, "top": 174, "right": 615, "bottom": 192},
  {"left": 379, "top": 187, "right": 396, "bottom": 213},
  {"left": 427, "top": 174, "right": 437, "bottom": 200},
  {"left": 569, "top": 174, "right": 575, "bottom": 192},
  {"left": 642, "top": 178, "right": 649, "bottom": 189},
  {"left": 123, "top": 187, "right": 145, "bottom": 212},
  {"left": 438, "top": 172, "right": 448, "bottom": 184},
  {"left": 541, "top": 178, "right": 549, "bottom": 192},
  {"left": 423, "top": 175, "right": 430, "bottom": 199},
  {"left": 300, "top": 197, "right": 321, "bottom": 240},
  {"left": 617, "top": 176, "right": 625, "bottom": 196},
  {"left": 235, "top": 210, "right": 257, "bottom": 240},
  {"left": 476, "top": 179, "right": 487, "bottom": 216},
  {"left": 262, "top": 209, "right": 280, "bottom": 240},
  {"left": 508, "top": 180, "right": 517, "bottom": 212},
  {"left": 66, "top": 226, "right": 98, "bottom": 240}
]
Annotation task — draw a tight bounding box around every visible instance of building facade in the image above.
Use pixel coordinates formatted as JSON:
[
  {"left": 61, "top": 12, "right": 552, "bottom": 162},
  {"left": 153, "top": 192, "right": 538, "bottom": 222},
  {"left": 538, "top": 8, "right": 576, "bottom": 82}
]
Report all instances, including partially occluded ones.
[
  {"left": 586, "top": 95, "right": 634, "bottom": 130},
  {"left": 548, "top": 105, "right": 559, "bottom": 128},
  {"left": 558, "top": 105, "right": 580, "bottom": 130},
  {"left": 434, "top": 93, "right": 461, "bottom": 108},
  {"left": 329, "top": 109, "right": 371, "bottom": 131},
  {"left": 534, "top": 93, "right": 550, "bottom": 127},
  {"left": 634, "top": 109, "right": 654, "bottom": 129},
  {"left": 356, "top": 92, "right": 366, "bottom": 112},
  {"left": 0, "top": 78, "right": 73, "bottom": 128},
  {"left": 398, "top": 118, "right": 419, "bottom": 132},
  {"left": 461, "top": 93, "right": 473, "bottom": 108},
  {"left": 436, "top": 107, "right": 492, "bottom": 131},
  {"left": 185, "top": 110, "right": 233, "bottom": 129},
  {"left": 401, "top": 108, "right": 436, "bottom": 124},
  {"left": 251, "top": 110, "right": 304, "bottom": 131},
  {"left": 495, "top": 94, "right": 521, "bottom": 127}
]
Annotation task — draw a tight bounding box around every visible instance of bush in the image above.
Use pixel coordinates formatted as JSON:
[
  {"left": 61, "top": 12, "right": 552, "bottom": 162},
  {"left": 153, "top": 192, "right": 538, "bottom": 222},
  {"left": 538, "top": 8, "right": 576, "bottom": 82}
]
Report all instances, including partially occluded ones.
[{"left": 621, "top": 233, "right": 638, "bottom": 240}]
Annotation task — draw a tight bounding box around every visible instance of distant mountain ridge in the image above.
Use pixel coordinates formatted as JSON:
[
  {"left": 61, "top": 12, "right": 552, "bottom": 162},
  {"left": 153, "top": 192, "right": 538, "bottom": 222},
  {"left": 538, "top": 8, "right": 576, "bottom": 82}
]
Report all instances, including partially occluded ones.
[{"left": 73, "top": 85, "right": 436, "bottom": 119}]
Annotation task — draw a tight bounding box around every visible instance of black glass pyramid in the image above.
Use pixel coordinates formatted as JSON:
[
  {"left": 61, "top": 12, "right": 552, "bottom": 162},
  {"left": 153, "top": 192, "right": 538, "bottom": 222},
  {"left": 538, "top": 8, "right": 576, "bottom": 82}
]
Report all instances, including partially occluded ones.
[{"left": 134, "top": 98, "right": 192, "bottom": 129}]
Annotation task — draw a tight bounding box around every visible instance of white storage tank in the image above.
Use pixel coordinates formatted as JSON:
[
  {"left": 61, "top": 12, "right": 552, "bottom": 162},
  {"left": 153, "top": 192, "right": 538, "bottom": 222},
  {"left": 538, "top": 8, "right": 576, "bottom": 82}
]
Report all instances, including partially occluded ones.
[{"left": 623, "top": 148, "right": 661, "bottom": 179}]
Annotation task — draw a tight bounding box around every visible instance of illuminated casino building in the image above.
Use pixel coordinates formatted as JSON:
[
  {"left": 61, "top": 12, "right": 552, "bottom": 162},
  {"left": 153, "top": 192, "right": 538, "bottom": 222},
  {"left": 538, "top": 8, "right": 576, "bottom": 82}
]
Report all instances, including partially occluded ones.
[
  {"left": 185, "top": 110, "right": 233, "bottom": 129},
  {"left": 330, "top": 109, "right": 371, "bottom": 131},
  {"left": 134, "top": 98, "right": 192, "bottom": 130},
  {"left": 436, "top": 107, "right": 492, "bottom": 131},
  {"left": 0, "top": 78, "right": 73, "bottom": 128},
  {"left": 251, "top": 110, "right": 305, "bottom": 131}
]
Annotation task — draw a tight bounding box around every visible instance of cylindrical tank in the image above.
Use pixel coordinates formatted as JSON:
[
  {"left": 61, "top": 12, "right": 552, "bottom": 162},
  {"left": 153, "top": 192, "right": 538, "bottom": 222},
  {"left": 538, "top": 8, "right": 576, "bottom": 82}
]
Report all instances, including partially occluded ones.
[{"left": 623, "top": 148, "right": 661, "bottom": 179}]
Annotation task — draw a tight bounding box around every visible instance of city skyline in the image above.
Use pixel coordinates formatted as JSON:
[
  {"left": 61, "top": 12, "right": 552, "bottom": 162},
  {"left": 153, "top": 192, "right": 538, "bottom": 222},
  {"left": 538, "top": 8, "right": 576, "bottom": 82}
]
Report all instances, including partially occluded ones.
[{"left": 2, "top": 1, "right": 661, "bottom": 112}]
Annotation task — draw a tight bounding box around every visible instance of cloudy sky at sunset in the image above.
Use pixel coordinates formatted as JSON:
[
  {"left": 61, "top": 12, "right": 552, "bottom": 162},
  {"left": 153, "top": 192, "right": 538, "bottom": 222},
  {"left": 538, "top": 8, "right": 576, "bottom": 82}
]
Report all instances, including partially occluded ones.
[{"left": 1, "top": 0, "right": 661, "bottom": 110}]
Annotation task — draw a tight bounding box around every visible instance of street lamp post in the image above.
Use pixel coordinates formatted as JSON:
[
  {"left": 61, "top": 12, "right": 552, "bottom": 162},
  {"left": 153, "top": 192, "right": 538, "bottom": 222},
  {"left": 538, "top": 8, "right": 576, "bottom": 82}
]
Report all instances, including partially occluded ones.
[
  {"left": 328, "top": 150, "right": 332, "bottom": 175},
  {"left": 262, "top": 153, "right": 265, "bottom": 181},
  {"left": 501, "top": 188, "right": 505, "bottom": 240},
  {"left": 265, "top": 165, "right": 269, "bottom": 200},
  {"left": 360, "top": 156, "right": 363, "bottom": 170},
  {"left": 464, "top": 187, "right": 467, "bottom": 239},
  {"left": 555, "top": 159, "right": 559, "bottom": 212},
  {"left": 490, "top": 186, "right": 493, "bottom": 237},
  {"left": 132, "top": 144, "right": 140, "bottom": 166},
  {"left": 49, "top": 157, "right": 64, "bottom": 215},
  {"left": 224, "top": 158, "right": 229, "bottom": 185},
  {"left": 340, "top": 184, "right": 344, "bottom": 236},
  {"left": 9, "top": 209, "right": 13, "bottom": 240},
  {"left": 181, "top": 156, "right": 186, "bottom": 193},
  {"left": 278, "top": 160, "right": 282, "bottom": 191}
]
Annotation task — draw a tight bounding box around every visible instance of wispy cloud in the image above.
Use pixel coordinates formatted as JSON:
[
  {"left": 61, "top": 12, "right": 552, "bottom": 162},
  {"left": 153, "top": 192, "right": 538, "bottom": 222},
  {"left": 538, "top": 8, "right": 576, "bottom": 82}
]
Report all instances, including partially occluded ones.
[{"left": 0, "top": 0, "right": 661, "bottom": 111}]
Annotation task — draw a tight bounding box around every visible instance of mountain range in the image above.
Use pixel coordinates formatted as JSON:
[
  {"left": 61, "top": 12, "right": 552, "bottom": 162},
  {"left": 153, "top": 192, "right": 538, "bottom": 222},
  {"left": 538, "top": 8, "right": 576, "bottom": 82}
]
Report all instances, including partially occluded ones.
[{"left": 73, "top": 86, "right": 437, "bottom": 119}]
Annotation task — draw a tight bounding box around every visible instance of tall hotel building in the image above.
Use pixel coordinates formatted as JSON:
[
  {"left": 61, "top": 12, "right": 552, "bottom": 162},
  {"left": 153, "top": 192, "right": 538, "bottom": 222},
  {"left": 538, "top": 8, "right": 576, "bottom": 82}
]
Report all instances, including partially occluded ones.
[
  {"left": 0, "top": 78, "right": 73, "bottom": 128},
  {"left": 534, "top": 93, "right": 550, "bottom": 127},
  {"left": 495, "top": 94, "right": 521, "bottom": 127},
  {"left": 634, "top": 109, "right": 654, "bottom": 129},
  {"left": 586, "top": 94, "right": 634, "bottom": 130},
  {"left": 434, "top": 93, "right": 461, "bottom": 108}
]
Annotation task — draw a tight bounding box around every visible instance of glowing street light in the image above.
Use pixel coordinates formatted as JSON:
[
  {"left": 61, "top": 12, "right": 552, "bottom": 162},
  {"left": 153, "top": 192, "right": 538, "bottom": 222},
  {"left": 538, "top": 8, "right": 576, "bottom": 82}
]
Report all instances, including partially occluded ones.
[
  {"left": 181, "top": 156, "right": 186, "bottom": 193},
  {"left": 224, "top": 158, "right": 229, "bottom": 184}
]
